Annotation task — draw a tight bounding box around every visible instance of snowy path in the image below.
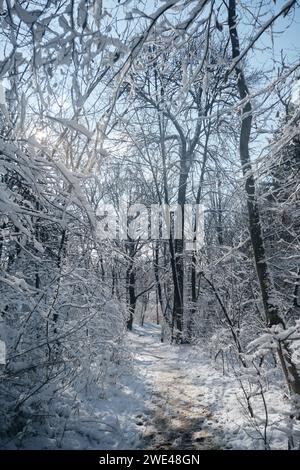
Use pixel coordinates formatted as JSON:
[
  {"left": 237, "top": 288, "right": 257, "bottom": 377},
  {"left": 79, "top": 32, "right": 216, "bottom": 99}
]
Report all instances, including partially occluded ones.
[
  {"left": 5, "top": 322, "right": 288, "bottom": 450},
  {"left": 129, "top": 324, "right": 221, "bottom": 450}
]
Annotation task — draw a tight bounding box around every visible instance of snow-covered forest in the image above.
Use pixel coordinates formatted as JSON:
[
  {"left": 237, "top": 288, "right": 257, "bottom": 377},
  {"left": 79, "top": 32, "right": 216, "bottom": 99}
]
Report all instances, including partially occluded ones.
[{"left": 0, "top": 0, "right": 300, "bottom": 452}]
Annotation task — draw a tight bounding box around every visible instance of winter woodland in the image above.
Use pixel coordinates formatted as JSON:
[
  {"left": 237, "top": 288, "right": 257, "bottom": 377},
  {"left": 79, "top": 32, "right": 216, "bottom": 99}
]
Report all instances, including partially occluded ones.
[{"left": 0, "top": 0, "right": 300, "bottom": 450}]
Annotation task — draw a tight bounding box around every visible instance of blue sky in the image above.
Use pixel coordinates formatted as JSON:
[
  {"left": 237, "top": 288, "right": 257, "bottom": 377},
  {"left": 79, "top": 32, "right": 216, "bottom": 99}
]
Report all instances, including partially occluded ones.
[{"left": 254, "top": 2, "right": 300, "bottom": 65}]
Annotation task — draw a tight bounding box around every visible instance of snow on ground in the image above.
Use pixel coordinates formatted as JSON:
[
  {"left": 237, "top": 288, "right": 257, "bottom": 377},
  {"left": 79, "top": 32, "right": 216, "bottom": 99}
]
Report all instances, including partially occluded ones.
[
  {"left": 0, "top": 344, "right": 148, "bottom": 450},
  {"left": 2, "top": 322, "right": 293, "bottom": 449},
  {"left": 128, "top": 323, "right": 293, "bottom": 450},
  {"left": 130, "top": 324, "right": 218, "bottom": 450}
]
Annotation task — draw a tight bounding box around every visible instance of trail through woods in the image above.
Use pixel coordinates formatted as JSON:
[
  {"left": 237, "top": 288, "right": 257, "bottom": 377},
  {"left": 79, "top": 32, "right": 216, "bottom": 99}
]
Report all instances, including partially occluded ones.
[
  {"left": 0, "top": 322, "right": 293, "bottom": 450},
  {"left": 129, "top": 324, "right": 294, "bottom": 450},
  {"left": 130, "top": 325, "right": 221, "bottom": 449}
]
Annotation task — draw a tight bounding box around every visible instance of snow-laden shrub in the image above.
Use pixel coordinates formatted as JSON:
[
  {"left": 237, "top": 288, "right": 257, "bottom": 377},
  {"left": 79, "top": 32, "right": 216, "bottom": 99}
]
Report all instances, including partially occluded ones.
[{"left": 0, "top": 138, "right": 128, "bottom": 448}]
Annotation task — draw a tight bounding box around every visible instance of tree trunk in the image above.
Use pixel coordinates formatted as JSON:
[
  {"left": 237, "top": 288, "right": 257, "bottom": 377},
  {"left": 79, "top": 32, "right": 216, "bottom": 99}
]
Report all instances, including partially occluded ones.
[
  {"left": 228, "top": 0, "right": 282, "bottom": 327},
  {"left": 153, "top": 241, "right": 164, "bottom": 325},
  {"left": 228, "top": 0, "right": 300, "bottom": 399},
  {"left": 157, "top": 106, "right": 186, "bottom": 342},
  {"left": 126, "top": 264, "right": 136, "bottom": 331},
  {"left": 190, "top": 129, "right": 210, "bottom": 339},
  {"left": 172, "top": 151, "right": 189, "bottom": 342}
]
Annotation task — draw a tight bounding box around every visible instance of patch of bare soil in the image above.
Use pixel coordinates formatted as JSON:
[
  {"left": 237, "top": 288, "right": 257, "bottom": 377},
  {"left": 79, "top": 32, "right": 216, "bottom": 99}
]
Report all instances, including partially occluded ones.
[{"left": 137, "top": 364, "right": 218, "bottom": 450}]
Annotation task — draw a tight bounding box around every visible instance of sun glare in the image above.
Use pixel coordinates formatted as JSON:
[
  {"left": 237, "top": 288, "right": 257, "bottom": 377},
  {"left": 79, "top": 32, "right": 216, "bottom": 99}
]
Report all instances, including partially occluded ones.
[{"left": 35, "top": 129, "right": 47, "bottom": 142}]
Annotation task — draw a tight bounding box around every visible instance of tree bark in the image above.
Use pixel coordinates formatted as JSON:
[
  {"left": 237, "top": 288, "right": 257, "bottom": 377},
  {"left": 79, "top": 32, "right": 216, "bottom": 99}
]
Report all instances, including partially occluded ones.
[
  {"left": 228, "top": 0, "right": 282, "bottom": 328},
  {"left": 228, "top": 0, "right": 300, "bottom": 399},
  {"left": 126, "top": 261, "right": 136, "bottom": 331},
  {"left": 190, "top": 129, "right": 210, "bottom": 339}
]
